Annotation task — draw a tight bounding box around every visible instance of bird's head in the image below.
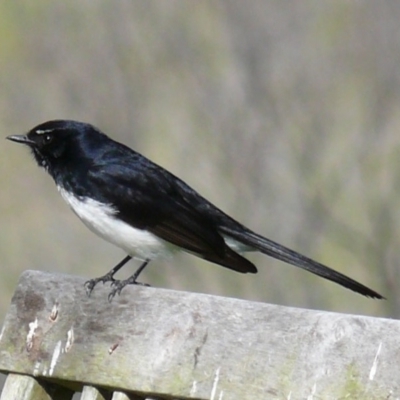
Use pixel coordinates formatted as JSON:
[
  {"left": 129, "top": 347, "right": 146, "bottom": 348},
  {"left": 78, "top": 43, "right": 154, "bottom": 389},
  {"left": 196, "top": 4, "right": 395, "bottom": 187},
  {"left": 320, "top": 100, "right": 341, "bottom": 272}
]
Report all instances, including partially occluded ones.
[{"left": 7, "top": 120, "right": 102, "bottom": 173}]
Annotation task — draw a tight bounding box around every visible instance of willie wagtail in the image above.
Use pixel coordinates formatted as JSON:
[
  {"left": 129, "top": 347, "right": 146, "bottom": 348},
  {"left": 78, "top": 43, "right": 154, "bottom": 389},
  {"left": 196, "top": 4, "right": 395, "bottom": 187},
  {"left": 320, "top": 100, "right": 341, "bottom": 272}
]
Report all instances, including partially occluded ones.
[{"left": 7, "top": 120, "right": 384, "bottom": 300}]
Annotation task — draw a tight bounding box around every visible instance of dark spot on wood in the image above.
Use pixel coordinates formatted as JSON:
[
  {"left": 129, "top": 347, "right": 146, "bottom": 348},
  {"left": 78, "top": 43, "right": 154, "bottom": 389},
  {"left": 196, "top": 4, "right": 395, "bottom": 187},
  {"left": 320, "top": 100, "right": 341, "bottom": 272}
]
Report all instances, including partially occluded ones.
[
  {"left": 86, "top": 320, "right": 107, "bottom": 334},
  {"left": 25, "top": 291, "right": 45, "bottom": 311},
  {"left": 193, "top": 331, "right": 208, "bottom": 368},
  {"left": 12, "top": 288, "right": 46, "bottom": 324}
]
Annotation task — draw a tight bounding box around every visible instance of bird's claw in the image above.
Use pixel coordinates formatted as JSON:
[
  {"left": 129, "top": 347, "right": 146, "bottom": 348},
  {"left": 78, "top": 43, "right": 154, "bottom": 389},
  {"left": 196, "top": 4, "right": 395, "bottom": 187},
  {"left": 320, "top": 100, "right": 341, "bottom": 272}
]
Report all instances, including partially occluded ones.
[
  {"left": 84, "top": 275, "right": 116, "bottom": 297},
  {"left": 107, "top": 279, "right": 151, "bottom": 302},
  {"left": 108, "top": 286, "right": 121, "bottom": 302},
  {"left": 84, "top": 280, "right": 96, "bottom": 297}
]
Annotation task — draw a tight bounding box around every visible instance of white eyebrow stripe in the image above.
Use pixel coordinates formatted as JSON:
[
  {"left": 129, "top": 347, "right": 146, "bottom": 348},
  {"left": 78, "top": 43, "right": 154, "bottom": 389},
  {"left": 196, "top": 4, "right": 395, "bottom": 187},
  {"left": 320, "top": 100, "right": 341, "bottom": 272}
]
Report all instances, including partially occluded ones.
[{"left": 35, "top": 129, "right": 54, "bottom": 135}]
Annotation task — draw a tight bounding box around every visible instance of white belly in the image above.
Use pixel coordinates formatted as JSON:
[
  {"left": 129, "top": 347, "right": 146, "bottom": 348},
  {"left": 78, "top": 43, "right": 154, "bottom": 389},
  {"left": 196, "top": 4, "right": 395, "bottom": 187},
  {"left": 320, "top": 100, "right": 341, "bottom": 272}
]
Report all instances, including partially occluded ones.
[{"left": 58, "top": 187, "right": 176, "bottom": 260}]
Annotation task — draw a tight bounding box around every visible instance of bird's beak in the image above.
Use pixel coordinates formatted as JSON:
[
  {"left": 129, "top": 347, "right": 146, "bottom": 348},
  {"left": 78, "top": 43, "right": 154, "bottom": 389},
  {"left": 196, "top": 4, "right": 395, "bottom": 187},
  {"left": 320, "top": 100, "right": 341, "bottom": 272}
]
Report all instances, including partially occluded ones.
[{"left": 6, "top": 135, "right": 35, "bottom": 145}]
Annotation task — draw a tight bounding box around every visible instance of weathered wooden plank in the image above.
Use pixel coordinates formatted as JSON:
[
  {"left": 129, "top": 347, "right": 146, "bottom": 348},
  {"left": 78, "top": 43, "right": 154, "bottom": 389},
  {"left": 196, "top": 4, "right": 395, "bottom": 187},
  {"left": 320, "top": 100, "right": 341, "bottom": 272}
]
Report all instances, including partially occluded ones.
[
  {"left": 0, "top": 373, "right": 74, "bottom": 400},
  {"left": 0, "top": 270, "right": 398, "bottom": 399},
  {"left": 0, "top": 374, "right": 50, "bottom": 400},
  {"left": 81, "top": 385, "right": 111, "bottom": 400}
]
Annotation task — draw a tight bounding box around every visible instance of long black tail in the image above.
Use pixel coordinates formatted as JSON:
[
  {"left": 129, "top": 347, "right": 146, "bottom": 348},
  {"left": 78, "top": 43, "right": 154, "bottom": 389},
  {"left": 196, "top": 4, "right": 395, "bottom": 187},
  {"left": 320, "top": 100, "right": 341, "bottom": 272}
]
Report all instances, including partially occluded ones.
[{"left": 219, "top": 226, "right": 384, "bottom": 299}]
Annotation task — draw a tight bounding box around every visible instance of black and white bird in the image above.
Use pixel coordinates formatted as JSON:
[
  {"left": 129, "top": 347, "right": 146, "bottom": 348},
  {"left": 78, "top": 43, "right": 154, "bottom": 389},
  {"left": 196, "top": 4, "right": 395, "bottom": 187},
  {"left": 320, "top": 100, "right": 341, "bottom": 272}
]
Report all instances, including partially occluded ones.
[{"left": 7, "top": 120, "right": 383, "bottom": 300}]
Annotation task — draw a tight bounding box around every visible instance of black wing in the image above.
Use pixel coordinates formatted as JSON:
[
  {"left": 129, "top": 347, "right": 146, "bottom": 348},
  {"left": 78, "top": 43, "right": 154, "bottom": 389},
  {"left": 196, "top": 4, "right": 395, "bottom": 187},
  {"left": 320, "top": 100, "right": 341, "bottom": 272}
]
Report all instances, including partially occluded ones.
[{"left": 87, "top": 148, "right": 256, "bottom": 274}]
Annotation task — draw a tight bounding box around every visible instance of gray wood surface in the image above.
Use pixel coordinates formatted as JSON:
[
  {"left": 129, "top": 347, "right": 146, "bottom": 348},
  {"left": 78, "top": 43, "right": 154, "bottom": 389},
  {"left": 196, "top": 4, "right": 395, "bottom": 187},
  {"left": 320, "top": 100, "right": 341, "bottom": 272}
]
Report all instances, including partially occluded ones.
[
  {"left": 0, "top": 373, "right": 51, "bottom": 400},
  {"left": 81, "top": 386, "right": 110, "bottom": 400},
  {"left": 0, "top": 372, "right": 74, "bottom": 400},
  {"left": 0, "top": 270, "right": 398, "bottom": 399}
]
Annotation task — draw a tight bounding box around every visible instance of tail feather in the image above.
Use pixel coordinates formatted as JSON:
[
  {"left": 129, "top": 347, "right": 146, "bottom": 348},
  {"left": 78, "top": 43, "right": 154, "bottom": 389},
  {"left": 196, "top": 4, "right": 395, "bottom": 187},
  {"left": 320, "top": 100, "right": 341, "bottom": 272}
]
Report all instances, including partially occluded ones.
[
  {"left": 202, "top": 245, "right": 258, "bottom": 274},
  {"left": 219, "top": 226, "right": 384, "bottom": 299}
]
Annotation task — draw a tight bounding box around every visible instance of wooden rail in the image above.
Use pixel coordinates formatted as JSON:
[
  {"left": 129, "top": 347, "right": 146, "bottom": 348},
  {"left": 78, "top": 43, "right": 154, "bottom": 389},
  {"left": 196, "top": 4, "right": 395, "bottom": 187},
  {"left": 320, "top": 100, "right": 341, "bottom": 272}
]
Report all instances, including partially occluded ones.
[{"left": 0, "top": 270, "right": 398, "bottom": 399}]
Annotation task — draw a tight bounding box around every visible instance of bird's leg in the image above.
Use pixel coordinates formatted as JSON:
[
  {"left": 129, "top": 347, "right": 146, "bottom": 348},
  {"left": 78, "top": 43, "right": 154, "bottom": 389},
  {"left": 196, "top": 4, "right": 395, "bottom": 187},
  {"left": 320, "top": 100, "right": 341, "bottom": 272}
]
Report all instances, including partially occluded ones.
[
  {"left": 84, "top": 255, "right": 132, "bottom": 297},
  {"left": 108, "top": 259, "right": 150, "bottom": 302}
]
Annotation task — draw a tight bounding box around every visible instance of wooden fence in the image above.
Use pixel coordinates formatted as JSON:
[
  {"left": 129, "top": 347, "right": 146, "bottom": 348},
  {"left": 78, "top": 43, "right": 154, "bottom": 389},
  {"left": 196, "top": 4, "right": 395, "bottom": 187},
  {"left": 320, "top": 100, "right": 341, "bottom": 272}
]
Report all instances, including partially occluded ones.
[{"left": 0, "top": 270, "right": 398, "bottom": 399}]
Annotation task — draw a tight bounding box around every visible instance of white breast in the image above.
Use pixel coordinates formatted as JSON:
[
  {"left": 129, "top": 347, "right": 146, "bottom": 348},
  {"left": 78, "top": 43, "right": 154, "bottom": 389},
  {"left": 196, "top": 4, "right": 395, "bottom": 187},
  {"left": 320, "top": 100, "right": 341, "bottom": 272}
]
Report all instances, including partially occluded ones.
[{"left": 57, "top": 187, "right": 177, "bottom": 261}]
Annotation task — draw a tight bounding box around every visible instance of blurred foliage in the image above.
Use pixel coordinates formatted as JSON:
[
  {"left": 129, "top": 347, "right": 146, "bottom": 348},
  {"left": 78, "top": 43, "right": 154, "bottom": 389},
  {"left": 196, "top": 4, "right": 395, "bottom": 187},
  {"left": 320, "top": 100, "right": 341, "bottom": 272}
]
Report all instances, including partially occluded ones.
[{"left": 1, "top": 1, "right": 399, "bottom": 322}]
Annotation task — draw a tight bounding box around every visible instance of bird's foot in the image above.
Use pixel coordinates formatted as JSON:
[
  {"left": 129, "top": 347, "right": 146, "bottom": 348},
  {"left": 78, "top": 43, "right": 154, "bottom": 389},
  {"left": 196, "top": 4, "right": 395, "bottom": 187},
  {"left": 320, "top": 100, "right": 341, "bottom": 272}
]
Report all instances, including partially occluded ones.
[
  {"left": 84, "top": 272, "right": 116, "bottom": 297},
  {"left": 108, "top": 277, "right": 150, "bottom": 302}
]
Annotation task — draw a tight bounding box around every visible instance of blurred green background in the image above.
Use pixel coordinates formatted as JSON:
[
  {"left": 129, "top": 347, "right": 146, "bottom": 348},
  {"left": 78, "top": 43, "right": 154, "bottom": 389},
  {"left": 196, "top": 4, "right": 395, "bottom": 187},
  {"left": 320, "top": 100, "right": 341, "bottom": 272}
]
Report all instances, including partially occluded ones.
[{"left": 1, "top": 1, "right": 398, "bottom": 321}]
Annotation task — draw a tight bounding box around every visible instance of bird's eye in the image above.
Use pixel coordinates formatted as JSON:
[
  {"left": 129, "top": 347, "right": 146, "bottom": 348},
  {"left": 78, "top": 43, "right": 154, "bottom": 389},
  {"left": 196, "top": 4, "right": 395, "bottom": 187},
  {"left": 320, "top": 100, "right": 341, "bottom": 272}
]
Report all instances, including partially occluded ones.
[{"left": 44, "top": 134, "right": 53, "bottom": 144}]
